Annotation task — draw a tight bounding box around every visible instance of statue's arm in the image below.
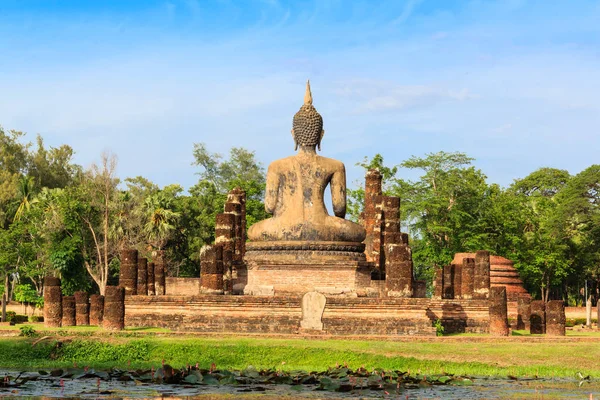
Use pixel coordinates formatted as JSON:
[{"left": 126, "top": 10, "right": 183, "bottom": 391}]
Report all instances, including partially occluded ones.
[
  {"left": 264, "top": 164, "right": 278, "bottom": 214},
  {"left": 331, "top": 164, "right": 347, "bottom": 218}
]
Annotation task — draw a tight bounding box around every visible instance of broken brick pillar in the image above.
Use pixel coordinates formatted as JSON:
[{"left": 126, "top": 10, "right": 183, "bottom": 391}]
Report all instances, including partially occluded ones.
[
  {"left": 413, "top": 280, "right": 427, "bottom": 298},
  {"left": 147, "top": 262, "right": 156, "bottom": 296},
  {"left": 200, "top": 245, "right": 224, "bottom": 294},
  {"left": 89, "top": 294, "right": 104, "bottom": 326},
  {"left": 385, "top": 243, "right": 413, "bottom": 297},
  {"left": 381, "top": 196, "right": 402, "bottom": 245},
  {"left": 362, "top": 169, "right": 383, "bottom": 265},
  {"left": 489, "top": 286, "right": 509, "bottom": 336},
  {"left": 74, "top": 291, "right": 89, "bottom": 326},
  {"left": 119, "top": 249, "right": 138, "bottom": 296},
  {"left": 432, "top": 268, "right": 443, "bottom": 299},
  {"left": 137, "top": 257, "right": 148, "bottom": 296},
  {"left": 546, "top": 300, "right": 566, "bottom": 336},
  {"left": 43, "top": 277, "right": 62, "bottom": 328},
  {"left": 103, "top": 286, "right": 125, "bottom": 331},
  {"left": 460, "top": 258, "right": 475, "bottom": 299},
  {"left": 225, "top": 190, "right": 243, "bottom": 263},
  {"left": 530, "top": 300, "right": 546, "bottom": 334},
  {"left": 61, "top": 295, "right": 76, "bottom": 327},
  {"left": 442, "top": 264, "right": 454, "bottom": 299},
  {"left": 215, "top": 213, "right": 235, "bottom": 294},
  {"left": 516, "top": 295, "right": 531, "bottom": 330},
  {"left": 473, "top": 250, "right": 491, "bottom": 299},
  {"left": 154, "top": 250, "right": 166, "bottom": 296}
]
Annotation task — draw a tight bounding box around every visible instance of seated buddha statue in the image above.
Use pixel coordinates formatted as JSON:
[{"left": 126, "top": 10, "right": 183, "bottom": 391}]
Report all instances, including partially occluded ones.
[{"left": 248, "top": 81, "right": 366, "bottom": 243}]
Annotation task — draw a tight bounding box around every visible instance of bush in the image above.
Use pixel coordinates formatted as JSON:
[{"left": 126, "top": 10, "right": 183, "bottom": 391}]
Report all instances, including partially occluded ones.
[
  {"left": 433, "top": 319, "right": 445, "bottom": 336},
  {"left": 28, "top": 315, "right": 43, "bottom": 323},
  {"left": 19, "top": 325, "right": 38, "bottom": 337},
  {"left": 566, "top": 318, "right": 598, "bottom": 327}
]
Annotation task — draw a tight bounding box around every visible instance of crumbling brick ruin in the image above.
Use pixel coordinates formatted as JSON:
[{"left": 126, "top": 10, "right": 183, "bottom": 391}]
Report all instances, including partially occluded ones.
[
  {"left": 103, "top": 286, "right": 125, "bottom": 330},
  {"left": 61, "top": 295, "right": 75, "bottom": 327},
  {"left": 137, "top": 257, "right": 148, "bottom": 296},
  {"left": 89, "top": 294, "right": 104, "bottom": 326},
  {"left": 74, "top": 291, "right": 89, "bottom": 326},
  {"left": 119, "top": 249, "right": 138, "bottom": 296},
  {"left": 546, "top": 300, "right": 566, "bottom": 336}
]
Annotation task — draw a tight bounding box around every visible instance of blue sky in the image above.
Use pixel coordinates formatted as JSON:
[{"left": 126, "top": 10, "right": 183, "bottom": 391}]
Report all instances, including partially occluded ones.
[{"left": 1, "top": 0, "right": 599, "bottom": 191}]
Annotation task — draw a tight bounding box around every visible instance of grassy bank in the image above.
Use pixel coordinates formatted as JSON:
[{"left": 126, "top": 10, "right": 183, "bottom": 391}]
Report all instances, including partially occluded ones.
[{"left": 1, "top": 333, "right": 600, "bottom": 379}]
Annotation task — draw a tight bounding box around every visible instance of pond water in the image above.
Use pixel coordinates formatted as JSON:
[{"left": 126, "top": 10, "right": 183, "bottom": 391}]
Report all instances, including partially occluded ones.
[{"left": 0, "top": 370, "right": 598, "bottom": 399}]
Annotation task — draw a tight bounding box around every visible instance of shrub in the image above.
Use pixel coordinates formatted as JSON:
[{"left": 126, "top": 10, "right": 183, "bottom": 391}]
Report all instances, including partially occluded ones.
[
  {"left": 19, "top": 325, "right": 38, "bottom": 337},
  {"left": 28, "top": 315, "right": 43, "bottom": 323},
  {"left": 433, "top": 319, "right": 445, "bottom": 336}
]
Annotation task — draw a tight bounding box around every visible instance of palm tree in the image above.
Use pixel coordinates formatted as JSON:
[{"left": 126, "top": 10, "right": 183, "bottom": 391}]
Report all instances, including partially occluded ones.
[
  {"left": 14, "top": 176, "right": 36, "bottom": 221},
  {"left": 142, "top": 192, "right": 180, "bottom": 250}
]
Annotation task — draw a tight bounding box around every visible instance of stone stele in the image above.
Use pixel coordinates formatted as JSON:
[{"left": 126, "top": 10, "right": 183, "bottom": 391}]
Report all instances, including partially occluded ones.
[
  {"left": 300, "top": 291, "right": 327, "bottom": 331},
  {"left": 245, "top": 81, "right": 369, "bottom": 295}
]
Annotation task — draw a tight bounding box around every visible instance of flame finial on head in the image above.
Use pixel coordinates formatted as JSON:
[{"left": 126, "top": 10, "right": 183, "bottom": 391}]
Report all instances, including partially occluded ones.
[{"left": 304, "top": 80, "right": 313, "bottom": 105}]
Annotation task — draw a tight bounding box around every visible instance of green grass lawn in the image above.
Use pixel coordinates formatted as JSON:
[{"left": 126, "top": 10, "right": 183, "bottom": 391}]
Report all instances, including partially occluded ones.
[{"left": 1, "top": 330, "right": 600, "bottom": 378}]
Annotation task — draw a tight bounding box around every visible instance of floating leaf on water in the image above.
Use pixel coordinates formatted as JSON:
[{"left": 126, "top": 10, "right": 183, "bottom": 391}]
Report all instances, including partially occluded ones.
[
  {"left": 38, "top": 371, "right": 48, "bottom": 376},
  {"left": 49, "top": 369, "right": 63, "bottom": 377},
  {"left": 290, "top": 384, "right": 304, "bottom": 392},
  {"left": 437, "top": 376, "right": 452, "bottom": 384},
  {"left": 202, "top": 375, "right": 219, "bottom": 385}
]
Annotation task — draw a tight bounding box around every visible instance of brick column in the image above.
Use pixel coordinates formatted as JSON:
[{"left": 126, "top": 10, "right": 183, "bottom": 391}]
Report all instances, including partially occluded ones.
[
  {"left": 516, "top": 295, "right": 531, "bottom": 330},
  {"left": 489, "top": 286, "right": 509, "bottom": 336},
  {"left": 224, "top": 191, "right": 243, "bottom": 263},
  {"left": 453, "top": 263, "right": 463, "bottom": 299},
  {"left": 147, "top": 262, "right": 156, "bottom": 296},
  {"left": 381, "top": 196, "right": 402, "bottom": 245},
  {"left": 442, "top": 265, "right": 454, "bottom": 299},
  {"left": 89, "top": 294, "right": 104, "bottom": 326},
  {"left": 137, "top": 257, "right": 148, "bottom": 296},
  {"left": 61, "top": 296, "right": 76, "bottom": 327},
  {"left": 43, "top": 277, "right": 62, "bottom": 328},
  {"left": 154, "top": 250, "right": 166, "bottom": 295},
  {"left": 473, "top": 250, "right": 490, "bottom": 299},
  {"left": 530, "top": 300, "right": 546, "bottom": 334},
  {"left": 103, "top": 286, "right": 125, "bottom": 330},
  {"left": 119, "top": 249, "right": 138, "bottom": 296},
  {"left": 546, "top": 300, "right": 565, "bottom": 336},
  {"left": 74, "top": 291, "right": 89, "bottom": 326},
  {"left": 362, "top": 169, "right": 383, "bottom": 265},
  {"left": 200, "top": 245, "right": 224, "bottom": 294},
  {"left": 432, "top": 268, "right": 443, "bottom": 299},
  {"left": 460, "top": 258, "right": 475, "bottom": 299},
  {"left": 385, "top": 243, "right": 412, "bottom": 297},
  {"left": 215, "top": 213, "right": 235, "bottom": 294}
]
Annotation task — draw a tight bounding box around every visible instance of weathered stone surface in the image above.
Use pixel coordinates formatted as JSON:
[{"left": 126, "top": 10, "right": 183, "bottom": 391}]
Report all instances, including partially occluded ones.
[
  {"left": 61, "top": 296, "right": 76, "bottom": 327},
  {"left": 300, "top": 291, "right": 326, "bottom": 330},
  {"left": 453, "top": 263, "right": 463, "bottom": 299},
  {"left": 90, "top": 294, "right": 104, "bottom": 326},
  {"left": 489, "top": 286, "right": 509, "bottom": 336},
  {"left": 546, "top": 300, "right": 565, "bottom": 336},
  {"left": 43, "top": 277, "right": 61, "bottom": 328},
  {"left": 119, "top": 249, "right": 138, "bottom": 296},
  {"left": 516, "top": 294, "right": 531, "bottom": 330},
  {"left": 442, "top": 265, "right": 454, "bottom": 299},
  {"left": 473, "top": 250, "right": 490, "bottom": 299},
  {"left": 247, "top": 81, "right": 366, "bottom": 244},
  {"left": 137, "top": 257, "right": 148, "bottom": 296},
  {"left": 413, "top": 280, "right": 427, "bottom": 298},
  {"left": 74, "top": 291, "right": 89, "bottom": 326},
  {"left": 460, "top": 258, "right": 475, "bottom": 299},
  {"left": 103, "top": 286, "right": 125, "bottom": 331},
  {"left": 530, "top": 300, "right": 546, "bottom": 334}
]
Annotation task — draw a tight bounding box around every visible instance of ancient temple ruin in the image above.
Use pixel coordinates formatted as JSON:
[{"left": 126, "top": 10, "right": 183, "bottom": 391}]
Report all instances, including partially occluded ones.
[{"left": 44, "top": 81, "right": 558, "bottom": 336}]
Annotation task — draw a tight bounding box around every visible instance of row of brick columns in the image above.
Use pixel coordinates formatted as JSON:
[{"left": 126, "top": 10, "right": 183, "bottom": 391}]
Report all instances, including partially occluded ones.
[
  {"left": 434, "top": 251, "right": 492, "bottom": 300},
  {"left": 201, "top": 188, "right": 246, "bottom": 294},
  {"left": 119, "top": 249, "right": 165, "bottom": 296},
  {"left": 43, "top": 277, "right": 125, "bottom": 330}
]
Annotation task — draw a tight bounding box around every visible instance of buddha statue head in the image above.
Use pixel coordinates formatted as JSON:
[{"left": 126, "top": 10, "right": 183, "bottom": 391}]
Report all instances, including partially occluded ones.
[{"left": 292, "top": 80, "right": 324, "bottom": 151}]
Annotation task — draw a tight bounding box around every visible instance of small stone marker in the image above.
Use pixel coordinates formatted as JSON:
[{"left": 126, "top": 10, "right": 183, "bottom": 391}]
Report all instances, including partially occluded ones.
[{"left": 300, "top": 291, "right": 326, "bottom": 331}]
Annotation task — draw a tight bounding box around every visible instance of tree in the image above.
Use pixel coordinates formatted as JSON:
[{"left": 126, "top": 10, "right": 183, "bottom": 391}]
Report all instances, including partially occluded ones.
[{"left": 141, "top": 187, "right": 181, "bottom": 251}]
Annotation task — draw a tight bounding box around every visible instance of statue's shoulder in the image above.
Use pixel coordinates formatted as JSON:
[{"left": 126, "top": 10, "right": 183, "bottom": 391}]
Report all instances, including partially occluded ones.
[
  {"left": 268, "top": 156, "right": 295, "bottom": 171},
  {"left": 317, "top": 155, "right": 345, "bottom": 170}
]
